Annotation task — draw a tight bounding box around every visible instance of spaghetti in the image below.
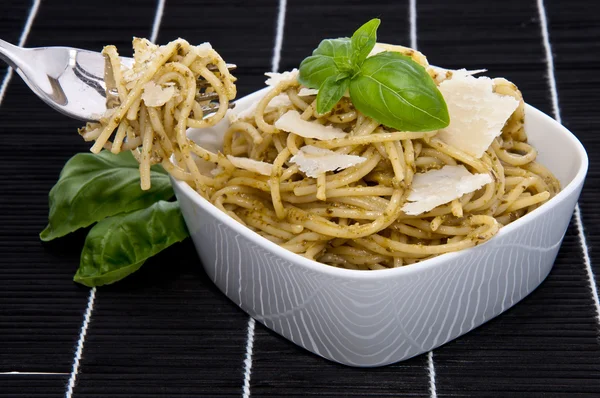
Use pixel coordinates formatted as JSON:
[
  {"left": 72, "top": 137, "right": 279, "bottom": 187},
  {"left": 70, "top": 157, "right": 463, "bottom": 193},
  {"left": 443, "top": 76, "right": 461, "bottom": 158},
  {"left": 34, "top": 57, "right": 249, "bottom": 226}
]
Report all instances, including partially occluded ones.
[
  {"left": 81, "top": 39, "right": 560, "bottom": 270},
  {"left": 79, "top": 38, "right": 236, "bottom": 194}
]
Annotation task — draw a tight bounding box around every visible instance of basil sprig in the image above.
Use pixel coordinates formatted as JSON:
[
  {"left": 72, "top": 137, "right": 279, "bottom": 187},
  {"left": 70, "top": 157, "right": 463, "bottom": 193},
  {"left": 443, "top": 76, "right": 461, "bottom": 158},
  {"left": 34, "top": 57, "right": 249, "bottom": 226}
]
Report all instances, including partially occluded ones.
[
  {"left": 298, "top": 18, "right": 450, "bottom": 131},
  {"left": 41, "top": 151, "right": 189, "bottom": 287}
]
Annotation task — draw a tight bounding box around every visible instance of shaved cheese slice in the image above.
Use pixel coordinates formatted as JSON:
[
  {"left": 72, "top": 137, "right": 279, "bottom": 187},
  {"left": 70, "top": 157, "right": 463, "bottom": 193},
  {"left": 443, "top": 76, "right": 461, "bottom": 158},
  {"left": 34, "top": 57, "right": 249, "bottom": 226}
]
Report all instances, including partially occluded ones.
[
  {"left": 265, "top": 69, "right": 299, "bottom": 87},
  {"left": 195, "top": 42, "right": 213, "bottom": 57},
  {"left": 427, "top": 67, "right": 487, "bottom": 84},
  {"left": 227, "top": 109, "right": 239, "bottom": 124},
  {"left": 227, "top": 155, "right": 273, "bottom": 176},
  {"left": 275, "top": 110, "right": 347, "bottom": 140},
  {"left": 298, "top": 87, "right": 350, "bottom": 98},
  {"left": 298, "top": 87, "right": 319, "bottom": 96},
  {"left": 141, "top": 81, "right": 177, "bottom": 107},
  {"left": 402, "top": 165, "right": 492, "bottom": 215},
  {"left": 123, "top": 38, "right": 160, "bottom": 87},
  {"left": 290, "top": 145, "right": 367, "bottom": 178},
  {"left": 210, "top": 166, "right": 224, "bottom": 177},
  {"left": 234, "top": 93, "right": 292, "bottom": 120},
  {"left": 131, "top": 37, "right": 159, "bottom": 64},
  {"left": 368, "top": 43, "right": 429, "bottom": 67},
  {"left": 437, "top": 74, "right": 519, "bottom": 158}
]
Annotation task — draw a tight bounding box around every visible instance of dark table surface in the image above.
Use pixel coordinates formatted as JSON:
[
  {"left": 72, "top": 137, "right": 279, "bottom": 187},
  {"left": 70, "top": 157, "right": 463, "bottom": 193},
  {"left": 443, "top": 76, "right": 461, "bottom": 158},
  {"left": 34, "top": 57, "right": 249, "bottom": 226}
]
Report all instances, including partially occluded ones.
[{"left": 1, "top": 0, "right": 599, "bottom": 397}]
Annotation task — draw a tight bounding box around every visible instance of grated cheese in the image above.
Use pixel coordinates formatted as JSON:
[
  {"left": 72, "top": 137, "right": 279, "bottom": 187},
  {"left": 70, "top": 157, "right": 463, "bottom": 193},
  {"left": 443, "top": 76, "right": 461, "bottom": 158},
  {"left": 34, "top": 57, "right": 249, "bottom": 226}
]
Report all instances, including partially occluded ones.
[
  {"left": 402, "top": 165, "right": 492, "bottom": 215},
  {"left": 290, "top": 145, "right": 367, "bottom": 178},
  {"left": 226, "top": 155, "right": 273, "bottom": 176},
  {"left": 274, "top": 110, "right": 347, "bottom": 140},
  {"left": 436, "top": 73, "right": 519, "bottom": 158}
]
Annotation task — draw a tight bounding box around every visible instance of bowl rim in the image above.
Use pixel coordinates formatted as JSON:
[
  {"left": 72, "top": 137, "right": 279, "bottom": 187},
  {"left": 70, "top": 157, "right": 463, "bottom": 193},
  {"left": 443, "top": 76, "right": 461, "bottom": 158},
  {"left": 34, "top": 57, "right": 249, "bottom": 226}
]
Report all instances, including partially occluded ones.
[{"left": 172, "top": 102, "right": 589, "bottom": 280}]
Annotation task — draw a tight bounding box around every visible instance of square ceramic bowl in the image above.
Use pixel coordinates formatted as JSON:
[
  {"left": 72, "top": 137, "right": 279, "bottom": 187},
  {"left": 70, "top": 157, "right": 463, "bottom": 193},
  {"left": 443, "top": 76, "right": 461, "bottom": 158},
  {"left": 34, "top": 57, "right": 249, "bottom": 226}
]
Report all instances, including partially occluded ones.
[{"left": 172, "top": 88, "right": 588, "bottom": 367}]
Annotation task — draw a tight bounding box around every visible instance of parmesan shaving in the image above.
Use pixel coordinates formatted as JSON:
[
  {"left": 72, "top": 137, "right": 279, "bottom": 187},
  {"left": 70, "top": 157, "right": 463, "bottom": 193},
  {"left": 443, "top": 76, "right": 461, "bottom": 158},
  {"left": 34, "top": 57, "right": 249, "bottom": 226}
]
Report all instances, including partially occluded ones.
[
  {"left": 226, "top": 155, "right": 273, "bottom": 176},
  {"left": 428, "top": 67, "right": 487, "bottom": 84},
  {"left": 235, "top": 93, "right": 292, "bottom": 120},
  {"left": 298, "top": 87, "right": 319, "bottom": 96},
  {"left": 275, "top": 110, "right": 347, "bottom": 140},
  {"left": 265, "top": 69, "right": 299, "bottom": 87},
  {"left": 195, "top": 42, "right": 213, "bottom": 57},
  {"left": 368, "top": 43, "right": 429, "bottom": 66},
  {"left": 298, "top": 87, "right": 350, "bottom": 98},
  {"left": 122, "top": 38, "right": 160, "bottom": 88},
  {"left": 436, "top": 73, "right": 519, "bottom": 158},
  {"left": 141, "top": 81, "right": 177, "bottom": 107},
  {"left": 227, "top": 109, "right": 239, "bottom": 124},
  {"left": 290, "top": 145, "right": 367, "bottom": 178},
  {"left": 402, "top": 165, "right": 492, "bottom": 215},
  {"left": 210, "top": 166, "right": 224, "bottom": 177}
]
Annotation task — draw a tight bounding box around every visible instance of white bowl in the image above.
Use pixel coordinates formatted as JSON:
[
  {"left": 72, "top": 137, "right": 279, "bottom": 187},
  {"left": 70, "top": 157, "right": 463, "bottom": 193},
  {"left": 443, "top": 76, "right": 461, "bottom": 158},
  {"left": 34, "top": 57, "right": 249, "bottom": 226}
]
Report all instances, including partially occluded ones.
[{"left": 171, "top": 88, "right": 588, "bottom": 367}]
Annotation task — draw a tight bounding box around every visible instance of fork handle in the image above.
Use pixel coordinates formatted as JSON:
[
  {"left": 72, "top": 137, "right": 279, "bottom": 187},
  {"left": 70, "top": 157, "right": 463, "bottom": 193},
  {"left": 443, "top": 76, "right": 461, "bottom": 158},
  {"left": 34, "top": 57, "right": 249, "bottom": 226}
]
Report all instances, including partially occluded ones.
[{"left": 0, "top": 39, "right": 27, "bottom": 70}]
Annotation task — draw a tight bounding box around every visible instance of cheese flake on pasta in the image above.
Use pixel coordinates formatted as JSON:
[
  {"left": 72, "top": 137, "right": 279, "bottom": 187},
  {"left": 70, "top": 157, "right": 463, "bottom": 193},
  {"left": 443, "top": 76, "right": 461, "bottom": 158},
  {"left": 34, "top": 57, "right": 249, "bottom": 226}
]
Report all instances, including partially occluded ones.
[
  {"left": 141, "top": 81, "right": 177, "bottom": 107},
  {"left": 235, "top": 94, "right": 292, "bottom": 120},
  {"left": 290, "top": 145, "right": 367, "bottom": 178},
  {"left": 226, "top": 155, "right": 273, "bottom": 176},
  {"left": 436, "top": 73, "right": 519, "bottom": 158},
  {"left": 402, "top": 165, "right": 492, "bottom": 215},
  {"left": 298, "top": 87, "right": 319, "bottom": 96},
  {"left": 275, "top": 110, "right": 347, "bottom": 140},
  {"left": 265, "top": 69, "right": 299, "bottom": 87}
]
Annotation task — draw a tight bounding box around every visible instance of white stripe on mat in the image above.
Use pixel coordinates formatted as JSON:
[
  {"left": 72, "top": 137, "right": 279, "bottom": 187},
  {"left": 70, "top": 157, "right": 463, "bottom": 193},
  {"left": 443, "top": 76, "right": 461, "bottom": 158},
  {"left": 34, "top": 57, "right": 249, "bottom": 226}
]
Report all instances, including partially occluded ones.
[
  {"left": 64, "top": 2, "right": 167, "bottom": 396},
  {"left": 241, "top": 2, "right": 288, "bottom": 396},
  {"left": 536, "top": 0, "right": 600, "bottom": 326},
  {"left": 271, "top": 0, "right": 288, "bottom": 73},
  {"left": 242, "top": 318, "right": 256, "bottom": 398},
  {"left": 0, "top": 372, "right": 69, "bottom": 375},
  {"left": 427, "top": 351, "right": 437, "bottom": 398},
  {"left": 409, "top": 0, "right": 417, "bottom": 50},
  {"left": 65, "top": 288, "right": 96, "bottom": 398},
  {"left": 150, "top": 0, "right": 166, "bottom": 43},
  {"left": 0, "top": 0, "right": 41, "bottom": 106}
]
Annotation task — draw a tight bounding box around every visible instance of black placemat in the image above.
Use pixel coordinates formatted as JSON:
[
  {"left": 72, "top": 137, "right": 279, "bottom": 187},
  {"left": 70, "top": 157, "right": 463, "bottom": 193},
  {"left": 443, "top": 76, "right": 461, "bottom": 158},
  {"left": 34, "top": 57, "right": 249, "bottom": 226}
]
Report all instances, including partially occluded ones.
[{"left": 0, "top": 0, "right": 599, "bottom": 397}]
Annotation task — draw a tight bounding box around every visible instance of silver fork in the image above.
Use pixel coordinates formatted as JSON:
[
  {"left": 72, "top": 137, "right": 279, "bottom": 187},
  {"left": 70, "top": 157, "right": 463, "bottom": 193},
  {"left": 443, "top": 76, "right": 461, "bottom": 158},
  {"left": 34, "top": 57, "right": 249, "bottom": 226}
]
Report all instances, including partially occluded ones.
[{"left": 0, "top": 39, "right": 236, "bottom": 121}]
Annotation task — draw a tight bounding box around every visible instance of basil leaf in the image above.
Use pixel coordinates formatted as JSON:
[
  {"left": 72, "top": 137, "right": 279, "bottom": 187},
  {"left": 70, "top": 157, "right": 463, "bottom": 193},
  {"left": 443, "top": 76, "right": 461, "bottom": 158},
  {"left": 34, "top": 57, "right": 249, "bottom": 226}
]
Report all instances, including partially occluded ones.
[
  {"left": 349, "top": 52, "right": 449, "bottom": 132},
  {"left": 298, "top": 55, "right": 338, "bottom": 89},
  {"left": 40, "top": 151, "right": 173, "bottom": 241},
  {"left": 314, "top": 38, "right": 353, "bottom": 71},
  {"left": 74, "top": 201, "right": 188, "bottom": 287},
  {"left": 350, "top": 18, "right": 380, "bottom": 65},
  {"left": 299, "top": 38, "right": 353, "bottom": 88},
  {"left": 316, "top": 74, "right": 350, "bottom": 115}
]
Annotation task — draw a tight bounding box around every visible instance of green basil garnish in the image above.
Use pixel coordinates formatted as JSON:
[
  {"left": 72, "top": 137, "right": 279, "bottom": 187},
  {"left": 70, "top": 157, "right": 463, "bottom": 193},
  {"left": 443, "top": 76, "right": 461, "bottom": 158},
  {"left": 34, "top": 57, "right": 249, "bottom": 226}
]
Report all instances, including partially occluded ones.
[
  {"left": 316, "top": 74, "right": 350, "bottom": 115},
  {"left": 299, "top": 38, "right": 352, "bottom": 88},
  {"left": 74, "top": 201, "right": 188, "bottom": 287},
  {"left": 350, "top": 18, "right": 380, "bottom": 65},
  {"left": 41, "top": 150, "right": 187, "bottom": 287},
  {"left": 350, "top": 52, "right": 449, "bottom": 131},
  {"left": 298, "top": 18, "right": 449, "bottom": 131},
  {"left": 40, "top": 151, "right": 173, "bottom": 241}
]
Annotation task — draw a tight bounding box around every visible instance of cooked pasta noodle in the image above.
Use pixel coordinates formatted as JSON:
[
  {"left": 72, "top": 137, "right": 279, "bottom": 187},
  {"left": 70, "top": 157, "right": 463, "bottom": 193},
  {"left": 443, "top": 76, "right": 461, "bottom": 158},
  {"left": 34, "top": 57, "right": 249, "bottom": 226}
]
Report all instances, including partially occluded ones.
[
  {"left": 81, "top": 39, "right": 560, "bottom": 270},
  {"left": 79, "top": 38, "right": 237, "bottom": 193}
]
